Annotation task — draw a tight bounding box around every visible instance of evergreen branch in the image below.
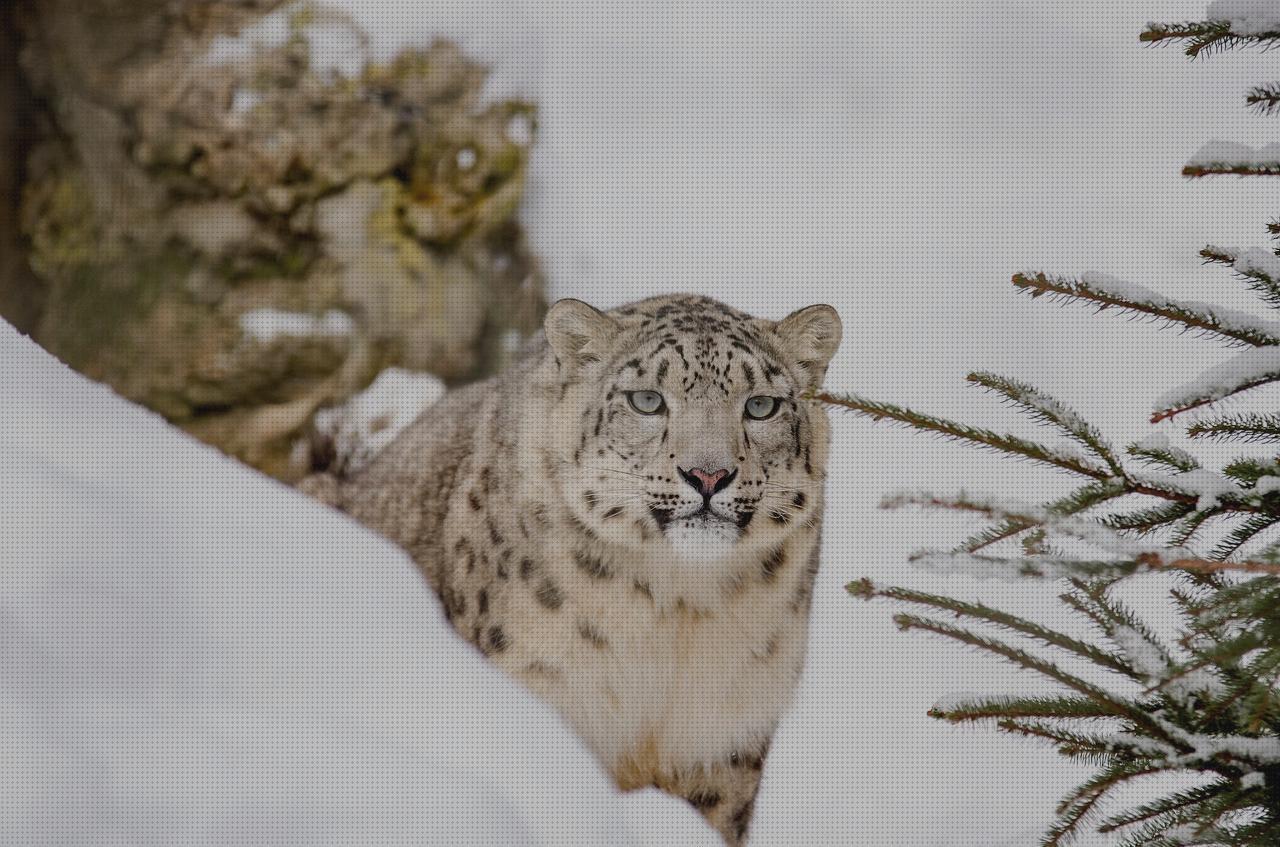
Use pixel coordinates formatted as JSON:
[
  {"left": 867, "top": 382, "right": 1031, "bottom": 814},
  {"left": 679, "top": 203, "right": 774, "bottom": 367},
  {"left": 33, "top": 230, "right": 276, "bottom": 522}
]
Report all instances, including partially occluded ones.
[
  {"left": 910, "top": 550, "right": 1141, "bottom": 581},
  {"left": 861, "top": 581, "right": 1145, "bottom": 678},
  {"left": 1047, "top": 760, "right": 1164, "bottom": 846},
  {"left": 1188, "top": 413, "right": 1280, "bottom": 443},
  {"left": 1127, "top": 438, "right": 1201, "bottom": 472},
  {"left": 813, "top": 391, "right": 1113, "bottom": 478},
  {"left": 1107, "top": 788, "right": 1260, "bottom": 845},
  {"left": 1200, "top": 245, "right": 1280, "bottom": 308},
  {"left": 956, "top": 516, "right": 1040, "bottom": 553},
  {"left": 957, "top": 479, "right": 1130, "bottom": 553},
  {"left": 1211, "top": 515, "right": 1279, "bottom": 560},
  {"left": 1222, "top": 458, "right": 1280, "bottom": 487},
  {"left": 1170, "top": 507, "right": 1225, "bottom": 547},
  {"left": 966, "top": 372, "right": 1125, "bottom": 475},
  {"left": 1098, "top": 780, "right": 1234, "bottom": 833},
  {"left": 1141, "top": 20, "right": 1280, "bottom": 59},
  {"left": 1152, "top": 346, "right": 1280, "bottom": 423},
  {"left": 1102, "top": 501, "right": 1197, "bottom": 535},
  {"left": 1246, "top": 82, "right": 1280, "bottom": 115},
  {"left": 929, "top": 694, "right": 1118, "bottom": 723},
  {"left": 875, "top": 609, "right": 1189, "bottom": 748},
  {"left": 881, "top": 493, "right": 1157, "bottom": 552},
  {"left": 995, "top": 719, "right": 1142, "bottom": 760},
  {"left": 1013, "top": 272, "right": 1280, "bottom": 347},
  {"left": 1131, "top": 552, "right": 1280, "bottom": 576},
  {"left": 1183, "top": 162, "right": 1280, "bottom": 178}
]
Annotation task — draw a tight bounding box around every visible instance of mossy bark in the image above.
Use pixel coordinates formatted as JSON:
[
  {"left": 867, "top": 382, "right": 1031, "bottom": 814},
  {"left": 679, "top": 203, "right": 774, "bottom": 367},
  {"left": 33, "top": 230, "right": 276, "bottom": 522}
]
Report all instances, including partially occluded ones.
[{"left": 5, "top": 0, "right": 545, "bottom": 480}]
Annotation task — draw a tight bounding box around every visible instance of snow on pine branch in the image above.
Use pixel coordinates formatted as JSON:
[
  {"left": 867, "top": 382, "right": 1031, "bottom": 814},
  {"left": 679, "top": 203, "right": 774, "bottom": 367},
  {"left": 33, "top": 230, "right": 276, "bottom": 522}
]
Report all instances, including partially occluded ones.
[
  {"left": 1185, "top": 140, "right": 1280, "bottom": 177},
  {"left": 1013, "top": 271, "right": 1280, "bottom": 347},
  {"left": 882, "top": 491, "right": 1198, "bottom": 561},
  {"left": 885, "top": 488, "right": 1280, "bottom": 578},
  {"left": 906, "top": 550, "right": 1143, "bottom": 581},
  {"left": 1152, "top": 345, "right": 1280, "bottom": 422},
  {"left": 1143, "top": 3, "right": 1280, "bottom": 59},
  {"left": 813, "top": 390, "right": 1113, "bottom": 478},
  {"left": 1206, "top": 0, "right": 1280, "bottom": 36},
  {"left": 1128, "top": 433, "right": 1200, "bottom": 472},
  {"left": 1202, "top": 244, "right": 1280, "bottom": 307},
  {"left": 966, "top": 372, "right": 1123, "bottom": 475},
  {"left": 1130, "top": 468, "right": 1246, "bottom": 512}
]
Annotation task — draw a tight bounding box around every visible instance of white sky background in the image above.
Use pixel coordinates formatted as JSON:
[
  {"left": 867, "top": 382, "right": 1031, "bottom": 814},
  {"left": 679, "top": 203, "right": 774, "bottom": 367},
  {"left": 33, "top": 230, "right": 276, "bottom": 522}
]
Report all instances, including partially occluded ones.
[{"left": 341, "top": 1, "right": 1280, "bottom": 843}]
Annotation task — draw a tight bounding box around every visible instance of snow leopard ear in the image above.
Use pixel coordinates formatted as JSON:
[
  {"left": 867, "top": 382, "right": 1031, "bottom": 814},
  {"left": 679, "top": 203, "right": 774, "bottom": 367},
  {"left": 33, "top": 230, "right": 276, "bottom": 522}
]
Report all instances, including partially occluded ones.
[
  {"left": 773, "top": 304, "right": 843, "bottom": 388},
  {"left": 544, "top": 299, "right": 619, "bottom": 368}
]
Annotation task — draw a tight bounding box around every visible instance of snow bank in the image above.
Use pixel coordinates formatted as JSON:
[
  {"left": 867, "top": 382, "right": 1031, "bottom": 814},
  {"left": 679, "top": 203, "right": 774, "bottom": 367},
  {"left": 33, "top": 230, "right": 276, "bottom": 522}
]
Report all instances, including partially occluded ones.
[{"left": 0, "top": 320, "right": 717, "bottom": 846}]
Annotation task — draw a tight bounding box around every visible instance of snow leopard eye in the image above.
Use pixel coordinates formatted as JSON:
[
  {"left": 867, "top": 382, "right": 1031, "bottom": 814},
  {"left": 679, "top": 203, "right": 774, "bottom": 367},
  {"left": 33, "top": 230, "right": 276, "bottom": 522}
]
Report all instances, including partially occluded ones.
[
  {"left": 627, "top": 390, "right": 666, "bottom": 415},
  {"left": 744, "top": 395, "right": 780, "bottom": 420}
]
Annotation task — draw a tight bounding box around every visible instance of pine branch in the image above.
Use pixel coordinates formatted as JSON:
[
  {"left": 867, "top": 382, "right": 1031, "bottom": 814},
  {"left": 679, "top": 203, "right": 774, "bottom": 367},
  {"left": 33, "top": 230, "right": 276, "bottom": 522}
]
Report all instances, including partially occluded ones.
[
  {"left": 895, "top": 611, "right": 1184, "bottom": 746},
  {"left": 1184, "top": 162, "right": 1280, "bottom": 178},
  {"left": 1223, "top": 458, "right": 1280, "bottom": 488},
  {"left": 957, "top": 479, "right": 1130, "bottom": 553},
  {"left": 1152, "top": 346, "right": 1280, "bottom": 423},
  {"left": 1102, "top": 501, "right": 1197, "bottom": 536},
  {"left": 996, "top": 719, "right": 1143, "bottom": 760},
  {"left": 861, "top": 581, "right": 1145, "bottom": 678},
  {"left": 1201, "top": 245, "right": 1280, "bottom": 308},
  {"left": 1211, "top": 515, "right": 1280, "bottom": 560},
  {"left": 1170, "top": 507, "right": 1225, "bottom": 547},
  {"left": 1185, "top": 141, "right": 1280, "bottom": 179},
  {"left": 1098, "top": 780, "right": 1235, "bottom": 833},
  {"left": 1141, "top": 20, "right": 1280, "bottom": 59},
  {"left": 1127, "top": 437, "right": 1201, "bottom": 473},
  {"left": 1131, "top": 552, "right": 1280, "bottom": 576},
  {"left": 1188, "top": 413, "right": 1280, "bottom": 443},
  {"left": 1047, "top": 760, "right": 1164, "bottom": 846},
  {"left": 929, "top": 694, "right": 1118, "bottom": 723},
  {"left": 910, "top": 550, "right": 1142, "bottom": 581},
  {"left": 1013, "top": 272, "right": 1280, "bottom": 347},
  {"left": 967, "top": 371, "right": 1125, "bottom": 475},
  {"left": 813, "top": 391, "right": 1113, "bottom": 478},
  {"left": 1246, "top": 82, "right": 1280, "bottom": 115},
  {"left": 852, "top": 586, "right": 1192, "bottom": 747}
]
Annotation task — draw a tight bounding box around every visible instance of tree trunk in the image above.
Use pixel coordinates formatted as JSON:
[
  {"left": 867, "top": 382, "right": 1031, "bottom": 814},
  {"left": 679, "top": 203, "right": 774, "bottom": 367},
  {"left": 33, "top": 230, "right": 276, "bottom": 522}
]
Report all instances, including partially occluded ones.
[{"left": 6, "top": 0, "right": 545, "bottom": 480}]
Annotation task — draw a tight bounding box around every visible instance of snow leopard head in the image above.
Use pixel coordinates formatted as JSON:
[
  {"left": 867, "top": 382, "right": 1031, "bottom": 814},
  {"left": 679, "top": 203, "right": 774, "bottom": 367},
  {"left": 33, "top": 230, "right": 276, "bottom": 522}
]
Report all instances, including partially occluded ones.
[{"left": 543, "top": 294, "right": 841, "bottom": 565}]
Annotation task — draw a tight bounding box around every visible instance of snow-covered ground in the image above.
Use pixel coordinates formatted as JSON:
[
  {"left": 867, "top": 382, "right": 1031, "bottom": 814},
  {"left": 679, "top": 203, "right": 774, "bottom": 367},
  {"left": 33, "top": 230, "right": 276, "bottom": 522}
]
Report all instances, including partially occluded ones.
[
  {"left": 8, "top": 0, "right": 1280, "bottom": 844},
  {"left": 0, "top": 321, "right": 721, "bottom": 846}
]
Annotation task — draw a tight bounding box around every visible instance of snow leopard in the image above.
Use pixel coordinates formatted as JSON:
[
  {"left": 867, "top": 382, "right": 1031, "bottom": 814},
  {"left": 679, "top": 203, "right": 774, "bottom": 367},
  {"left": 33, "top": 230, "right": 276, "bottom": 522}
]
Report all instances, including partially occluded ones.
[{"left": 315, "top": 294, "right": 842, "bottom": 844}]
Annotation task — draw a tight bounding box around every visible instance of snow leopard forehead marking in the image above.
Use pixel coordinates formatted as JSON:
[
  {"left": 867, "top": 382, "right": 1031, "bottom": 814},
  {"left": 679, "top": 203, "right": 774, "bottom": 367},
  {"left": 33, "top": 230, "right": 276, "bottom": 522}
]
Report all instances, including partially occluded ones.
[{"left": 606, "top": 296, "right": 793, "bottom": 400}]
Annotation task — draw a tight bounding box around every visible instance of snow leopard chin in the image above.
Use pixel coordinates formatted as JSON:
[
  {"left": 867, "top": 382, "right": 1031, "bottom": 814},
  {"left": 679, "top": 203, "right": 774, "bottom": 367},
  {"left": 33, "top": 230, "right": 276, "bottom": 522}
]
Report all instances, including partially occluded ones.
[{"left": 664, "top": 515, "right": 742, "bottom": 563}]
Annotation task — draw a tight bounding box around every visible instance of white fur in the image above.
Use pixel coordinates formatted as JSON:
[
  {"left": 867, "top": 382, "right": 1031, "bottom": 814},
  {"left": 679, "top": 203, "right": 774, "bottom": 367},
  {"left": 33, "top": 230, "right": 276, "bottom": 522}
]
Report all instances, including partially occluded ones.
[{"left": 498, "top": 533, "right": 813, "bottom": 770}]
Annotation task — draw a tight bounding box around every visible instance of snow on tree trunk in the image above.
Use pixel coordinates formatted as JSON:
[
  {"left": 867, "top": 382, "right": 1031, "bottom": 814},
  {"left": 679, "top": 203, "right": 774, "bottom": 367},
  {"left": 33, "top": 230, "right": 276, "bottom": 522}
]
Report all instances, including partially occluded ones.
[{"left": 6, "top": 0, "right": 545, "bottom": 480}]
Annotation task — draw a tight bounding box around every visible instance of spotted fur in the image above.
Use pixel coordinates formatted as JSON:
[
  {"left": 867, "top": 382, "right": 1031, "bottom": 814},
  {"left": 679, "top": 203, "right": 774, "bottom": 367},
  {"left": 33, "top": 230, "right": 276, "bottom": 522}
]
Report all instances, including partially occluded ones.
[{"left": 327, "top": 295, "right": 841, "bottom": 845}]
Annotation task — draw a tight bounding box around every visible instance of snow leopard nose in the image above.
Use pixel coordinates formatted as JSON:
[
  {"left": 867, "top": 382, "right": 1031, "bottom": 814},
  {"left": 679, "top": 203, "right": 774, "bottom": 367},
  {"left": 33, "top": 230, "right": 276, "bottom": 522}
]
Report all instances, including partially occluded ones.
[{"left": 678, "top": 466, "right": 737, "bottom": 499}]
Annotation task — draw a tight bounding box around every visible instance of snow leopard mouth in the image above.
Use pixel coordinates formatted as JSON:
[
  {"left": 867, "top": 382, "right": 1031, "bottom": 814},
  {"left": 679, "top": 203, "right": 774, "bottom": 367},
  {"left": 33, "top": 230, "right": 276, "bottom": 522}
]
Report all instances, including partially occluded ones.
[
  {"left": 660, "top": 508, "right": 744, "bottom": 559},
  {"left": 652, "top": 504, "right": 743, "bottom": 536}
]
